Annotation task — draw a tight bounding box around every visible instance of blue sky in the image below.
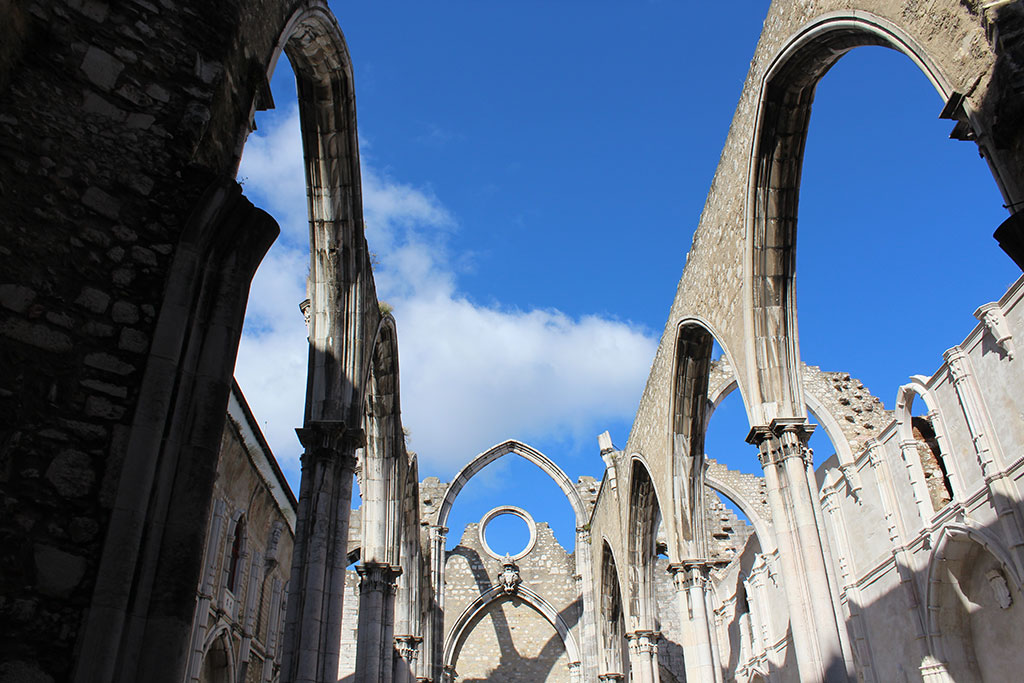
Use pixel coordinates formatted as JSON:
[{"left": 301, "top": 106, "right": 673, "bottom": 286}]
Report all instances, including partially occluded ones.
[{"left": 235, "top": 2, "right": 1018, "bottom": 555}]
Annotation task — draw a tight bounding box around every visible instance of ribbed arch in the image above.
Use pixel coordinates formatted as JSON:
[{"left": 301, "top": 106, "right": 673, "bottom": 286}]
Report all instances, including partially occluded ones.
[{"left": 744, "top": 11, "right": 992, "bottom": 426}]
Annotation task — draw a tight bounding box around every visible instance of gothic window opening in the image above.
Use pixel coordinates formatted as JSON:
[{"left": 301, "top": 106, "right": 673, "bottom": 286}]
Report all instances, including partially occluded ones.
[
  {"left": 912, "top": 415, "right": 953, "bottom": 511},
  {"left": 227, "top": 515, "right": 247, "bottom": 594}
]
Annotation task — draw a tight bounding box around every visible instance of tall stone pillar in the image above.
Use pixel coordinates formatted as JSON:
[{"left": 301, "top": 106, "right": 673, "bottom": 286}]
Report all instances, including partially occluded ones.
[
  {"left": 747, "top": 419, "right": 850, "bottom": 683},
  {"left": 427, "top": 525, "right": 448, "bottom": 682},
  {"left": 575, "top": 526, "right": 601, "bottom": 681},
  {"left": 280, "top": 422, "right": 361, "bottom": 683},
  {"left": 670, "top": 562, "right": 718, "bottom": 683},
  {"left": 355, "top": 562, "right": 402, "bottom": 683},
  {"left": 626, "top": 630, "right": 660, "bottom": 683}
]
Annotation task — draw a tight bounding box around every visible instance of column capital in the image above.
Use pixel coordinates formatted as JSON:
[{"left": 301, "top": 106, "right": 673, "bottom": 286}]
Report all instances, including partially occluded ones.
[
  {"left": 295, "top": 420, "right": 364, "bottom": 465},
  {"left": 668, "top": 560, "right": 717, "bottom": 590},
  {"left": 394, "top": 634, "right": 422, "bottom": 661},
  {"left": 944, "top": 345, "right": 978, "bottom": 386},
  {"left": 747, "top": 418, "right": 816, "bottom": 467},
  {"left": 357, "top": 561, "right": 402, "bottom": 594},
  {"left": 626, "top": 629, "right": 660, "bottom": 655},
  {"left": 598, "top": 674, "right": 625, "bottom": 682}
]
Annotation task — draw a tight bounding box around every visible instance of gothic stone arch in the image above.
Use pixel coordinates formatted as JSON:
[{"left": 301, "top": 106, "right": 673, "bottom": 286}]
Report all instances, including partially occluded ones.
[{"left": 442, "top": 584, "right": 582, "bottom": 677}]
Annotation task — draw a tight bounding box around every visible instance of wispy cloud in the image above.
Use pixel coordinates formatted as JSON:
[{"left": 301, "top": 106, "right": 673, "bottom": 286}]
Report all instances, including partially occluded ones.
[{"left": 236, "top": 105, "right": 656, "bottom": 483}]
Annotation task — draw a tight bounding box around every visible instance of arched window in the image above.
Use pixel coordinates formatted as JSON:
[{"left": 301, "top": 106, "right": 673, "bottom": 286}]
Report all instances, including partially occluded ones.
[
  {"left": 227, "top": 515, "right": 246, "bottom": 594},
  {"left": 911, "top": 414, "right": 953, "bottom": 511}
]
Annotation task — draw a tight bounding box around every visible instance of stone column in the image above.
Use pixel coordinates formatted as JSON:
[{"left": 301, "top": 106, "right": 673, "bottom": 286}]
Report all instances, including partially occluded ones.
[
  {"left": 626, "top": 630, "right": 659, "bottom": 683},
  {"left": 670, "top": 562, "right": 717, "bottom": 683},
  {"left": 747, "top": 419, "right": 850, "bottom": 683},
  {"left": 356, "top": 561, "right": 402, "bottom": 683},
  {"left": 568, "top": 661, "right": 583, "bottom": 682},
  {"left": 575, "top": 526, "right": 601, "bottom": 682},
  {"left": 394, "top": 635, "right": 422, "bottom": 683},
  {"left": 703, "top": 586, "right": 724, "bottom": 683},
  {"left": 427, "top": 524, "right": 448, "bottom": 682},
  {"left": 280, "top": 422, "right": 361, "bottom": 683}
]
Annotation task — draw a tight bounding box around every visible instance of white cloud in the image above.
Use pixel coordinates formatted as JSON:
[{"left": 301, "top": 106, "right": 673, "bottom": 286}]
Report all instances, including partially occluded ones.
[{"left": 235, "top": 105, "right": 657, "bottom": 482}]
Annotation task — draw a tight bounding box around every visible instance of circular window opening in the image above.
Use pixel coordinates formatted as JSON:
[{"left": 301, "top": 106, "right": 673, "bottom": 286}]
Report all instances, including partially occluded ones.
[
  {"left": 485, "top": 514, "right": 530, "bottom": 557},
  {"left": 478, "top": 506, "right": 538, "bottom": 561}
]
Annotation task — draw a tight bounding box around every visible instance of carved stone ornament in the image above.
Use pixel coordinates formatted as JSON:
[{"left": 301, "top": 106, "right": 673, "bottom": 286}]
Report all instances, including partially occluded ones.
[
  {"left": 975, "top": 302, "right": 1016, "bottom": 359},
  {"left": 500, "top": 556, "right": 521, "bottom": 595},
  {"left": 986, "top": 568, "right": 1013, "bottom": 609}
]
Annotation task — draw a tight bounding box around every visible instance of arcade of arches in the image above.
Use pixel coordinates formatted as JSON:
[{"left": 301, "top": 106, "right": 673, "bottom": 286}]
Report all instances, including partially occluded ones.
[{"left": 3, "top": 1, "right": 1024, "bottom": 683}]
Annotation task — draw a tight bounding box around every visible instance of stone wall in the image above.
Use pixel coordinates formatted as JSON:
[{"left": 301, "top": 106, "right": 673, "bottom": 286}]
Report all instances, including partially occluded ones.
[
  {"left": 186, "top": 383, "right": 296, "bottom": 683},
  {"left": 0, "top": 0, "right": 299, "bottom": 677},
  {"left": 443, "top": 521, "right": 580, "bottom": 681}
]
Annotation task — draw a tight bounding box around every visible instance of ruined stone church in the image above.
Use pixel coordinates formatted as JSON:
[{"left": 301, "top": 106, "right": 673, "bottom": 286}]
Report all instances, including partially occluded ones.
[{"left": 2, "top": 1, "right": 1024, "bottom": 682}]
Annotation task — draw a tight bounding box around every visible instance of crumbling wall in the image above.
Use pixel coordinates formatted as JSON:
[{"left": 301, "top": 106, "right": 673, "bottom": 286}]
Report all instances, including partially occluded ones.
[{"left": 706, "top": 458, "right": 772, "bottom": 526}]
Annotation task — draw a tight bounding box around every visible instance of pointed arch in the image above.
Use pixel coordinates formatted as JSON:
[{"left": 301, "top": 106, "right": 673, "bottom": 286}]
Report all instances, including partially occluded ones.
[
  {"left": 744, "top": 10, "right": 1010, "bottom": 426},
  {"left": 441, "top": 584, "right": 581, "bottom": 673},
  {"left": 669, "top": 318, "right": 722, "bottom": 557},
  {"left": 600, "top": 540, "right": 628, "bottom": 676},
  {"left": 627, "top": 456, "right": 663, "bottom": 630},
  {"left": 436, "top": 439, "right": 586, "bottom": 529},
  {"left": 895, "top": 378, "right": 959, "bottom": 512},
  {"left": 924, "top": 521, "right": 1024, "bottom": 680},
  {"left": 703, "top": 477, "right": 773, "bottom": 551}
]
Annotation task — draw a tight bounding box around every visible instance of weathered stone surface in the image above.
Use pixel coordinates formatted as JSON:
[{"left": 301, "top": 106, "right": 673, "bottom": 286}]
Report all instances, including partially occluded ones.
[{"left": 45, "top": 450, "right": 95, "bottom": 498}]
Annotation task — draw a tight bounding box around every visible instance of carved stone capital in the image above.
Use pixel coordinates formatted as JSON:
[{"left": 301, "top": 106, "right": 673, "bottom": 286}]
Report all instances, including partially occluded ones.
[
  {"left": 394, "top": 634, "right": 422, "bottom": 661},
  {"left": 747, "top": 419, "right": 816, "bottom": 468},
  {"left": 357, "top": 561, "right": 401, "bottom": 595},
  {"left": 598, "top": 674, "right": 625, "bottom": 682},
  {"left": 626, "top": 630, "right": 660, "bottom": 655},
  {"left": 943, "top": 346, "right": 971, "bottom": 383},
  {"left": 295, "top": 420, "right": 363, "bottom": 468}
]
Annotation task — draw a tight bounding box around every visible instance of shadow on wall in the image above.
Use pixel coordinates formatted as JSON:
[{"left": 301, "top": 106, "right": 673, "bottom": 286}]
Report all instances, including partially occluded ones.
[
  {"left": 446, "top": 545, "right": 582, "bottom": 681},
  {"left": 712, "top": 494, "right": 1024, "bottom": 682}
]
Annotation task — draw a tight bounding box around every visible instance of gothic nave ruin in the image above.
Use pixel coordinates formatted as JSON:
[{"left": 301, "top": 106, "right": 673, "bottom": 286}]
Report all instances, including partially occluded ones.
[{"left": 3, "top": 1, "right": 1024, "bottom": 682}]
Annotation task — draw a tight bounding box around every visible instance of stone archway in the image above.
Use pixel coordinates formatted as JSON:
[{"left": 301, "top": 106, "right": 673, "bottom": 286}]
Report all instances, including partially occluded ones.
[
  {"left": 745, "top": 11, "right": 1009, "bottom": 424},
  {"left": 924, "top": 523, "right": 1024, "bottom": 681},
  {"left": 436, "top": 440, "right": 587, "bottom": 529},
  {"left": 427, "top": 439, "right": 597, "bottom": 681},
  {"left": 198, "top": 629, "right": 235, "bottom": 683},
  {"left": 442, "top": 584, "right": 582, "bottom": 681}
]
